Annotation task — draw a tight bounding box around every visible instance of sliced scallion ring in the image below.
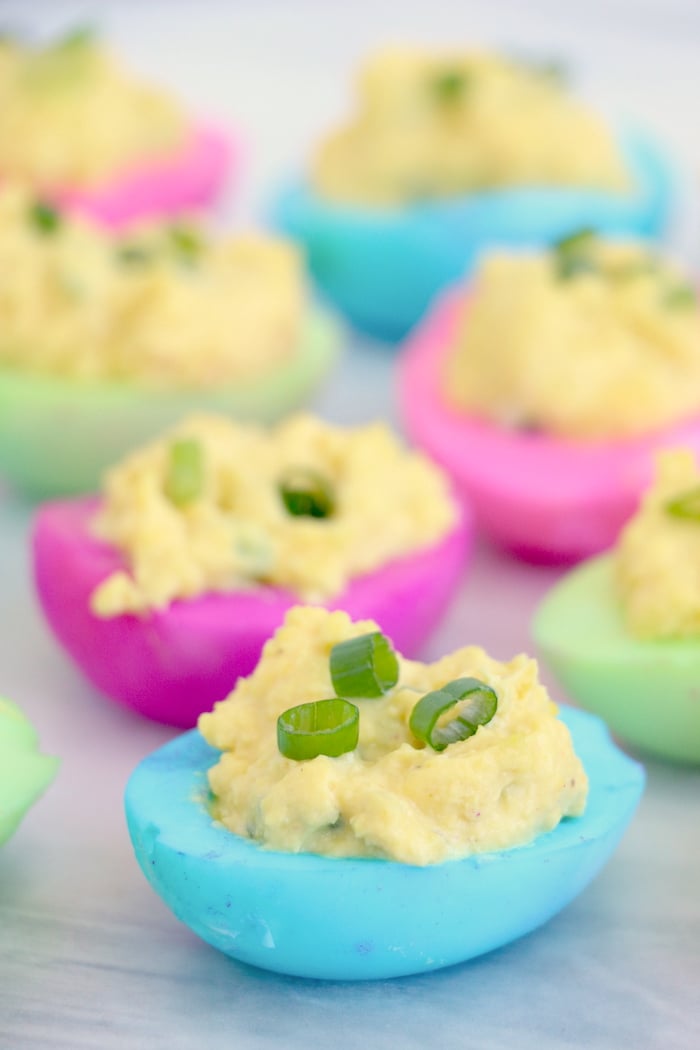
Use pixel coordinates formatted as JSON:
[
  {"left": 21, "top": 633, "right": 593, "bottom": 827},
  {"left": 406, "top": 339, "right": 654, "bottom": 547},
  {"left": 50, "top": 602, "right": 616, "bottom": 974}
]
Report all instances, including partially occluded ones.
[
  {"left": 665, "top": 485, "right": 700, "bottom": 520},
  {"left": 330, "top": 632, "right": 399, "bottom": 699},
  {"left": 552, "top": 228, "right": 597, "bottom": 280},
  {"left": 279, "top": 468, "right": 335, "bottom": 519},
  {"left": 169, "top": 225, "right": 203, "bottom": 265},
  {"left": 277, "top": 698, "right": 359, "bottom": 761},
  {"left": 432, "top": 68, "right": 470, "bottom": 103},
  {"left": 663, "top": 283, "right": 697, "bottom": 310},
  {"left": 163, "top": 438, "right": 204, "bottom": 507},
  {"left": 28, "top": 200, "right": 61, "bottom": 235},
  {"left": 533, "top": 59, "right": 568, "bottom": 85},
  {"left": 55, "top": 25, "right": 94, "bottom": 50},
  {"left": 409, "top": 677, "right": 498, "bottom": 751}
]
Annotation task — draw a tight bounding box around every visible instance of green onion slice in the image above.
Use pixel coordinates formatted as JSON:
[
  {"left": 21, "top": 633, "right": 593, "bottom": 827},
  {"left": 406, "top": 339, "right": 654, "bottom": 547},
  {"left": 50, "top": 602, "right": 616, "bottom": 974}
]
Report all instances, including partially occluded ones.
[
  {"left": 55, "top": 26, "right": 95, "bottom": 51},
  {"left": 279, "top": 468, "right": 335, "bottom": 519},
  {"left": 554, "top": 228, "right": 596, "bottom": 254},
  {"left": 533, "top": 59, "right": 568, "bottom": 85},
  {"left": 28, "top": 200, "right": 61, "bottom": 235},
  {"left": 409, "top": 677, "right": 498, "bottom": 751},
  {"left": 277, "top": 698, "right": 359, "bottom": 760},
  {"left": 169, "top": 224, "right": 203, "bottom": 264},
  {"left": 163, "top": 438, "right": 204, "bottom": 507},
  {"left": 665, "top": 485, "right": 700, "bottom": 520},
  {"left": 116, "top": 243, "right": 152, "bottom": 266},
  {"left": 330, "top": 632, "right": 399, "bottom": 699},
  {"left": 552, "top": 227, "right": 597, "bottom": 280},
  {"left": 663, "top": 283, "right": 697, "bottom": 310},
  {"left": 432, "top": 68, "right": 470, "bottom": 103}
]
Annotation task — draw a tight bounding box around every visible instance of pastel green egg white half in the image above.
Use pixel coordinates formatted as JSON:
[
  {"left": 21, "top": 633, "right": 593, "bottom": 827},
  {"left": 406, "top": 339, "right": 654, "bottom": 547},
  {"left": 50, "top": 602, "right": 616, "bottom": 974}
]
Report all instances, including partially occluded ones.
[
  {"left": 0, "top": 698, "right": 59, "bottom": 844},
  {"left": 0, "top": 309, "right": 340, "bottom": 500},
  {"left": 533, "top": 555, "right": 700, "bottom": 765}
]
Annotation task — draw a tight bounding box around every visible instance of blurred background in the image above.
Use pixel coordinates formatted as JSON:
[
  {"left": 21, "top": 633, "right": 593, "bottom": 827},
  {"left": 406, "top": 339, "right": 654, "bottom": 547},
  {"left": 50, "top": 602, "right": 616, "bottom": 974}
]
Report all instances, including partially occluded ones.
[{"left": 3, "top": 0, "right": 698, "bottom": 257}]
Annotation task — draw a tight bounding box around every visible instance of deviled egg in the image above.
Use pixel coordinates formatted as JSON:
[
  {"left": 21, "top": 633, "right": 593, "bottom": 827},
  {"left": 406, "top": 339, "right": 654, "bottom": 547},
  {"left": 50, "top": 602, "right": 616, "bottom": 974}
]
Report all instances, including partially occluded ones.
[
  {"left": 535, "top": 448, "right": 700, "bottom": 763},
  {"left": 398, "top": 232, "right": 700, "bottom": 561},
  {"left": 0, "top": 30, "right": 234, "bottom": 226},
  {"left": 125, "top": 606, "right": 644, "bottom": 979},
  {"left": 34, "top": 414, "right": 470, "bottom": 726},
  {"left": 275, "top": 47, "right": 673, "bottom": 338},
  {"left": 0, "top": 186, "right": 340, "bottom": 496}
]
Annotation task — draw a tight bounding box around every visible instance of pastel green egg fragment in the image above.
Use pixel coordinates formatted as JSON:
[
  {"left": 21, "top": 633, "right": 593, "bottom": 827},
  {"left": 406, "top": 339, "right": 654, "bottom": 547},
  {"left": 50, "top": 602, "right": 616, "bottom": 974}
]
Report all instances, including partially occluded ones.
[
  {"left": 534, "top": 449, "right": 700, "bottom": 765},
  {"left": 0, "top": 698, "right": 59, "bottom": 844},
  {"left": 533, "top": 555, "right": 700, "bottom": 764}
]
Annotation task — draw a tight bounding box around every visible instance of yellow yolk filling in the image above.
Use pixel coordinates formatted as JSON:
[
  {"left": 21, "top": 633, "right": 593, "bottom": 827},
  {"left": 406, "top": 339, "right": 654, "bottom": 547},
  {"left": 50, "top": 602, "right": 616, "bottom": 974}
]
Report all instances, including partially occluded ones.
[
  {"left": 199, "top": 606, "right": 588, "bottom": 865},
  {"left": 90, "top": 414, "right": 457, "bottom": 617},
  {"left": 616, "top": 449, "right": 700, "bottom": 639},
  {"left": 312, "top": 48, "right": 629, "bottom": 205},
  {"left": 444, "top": 242, "right": 700, "bottom": 439},
  {"left": 0, "top": 36, "right": 187, "bottom": 186}
]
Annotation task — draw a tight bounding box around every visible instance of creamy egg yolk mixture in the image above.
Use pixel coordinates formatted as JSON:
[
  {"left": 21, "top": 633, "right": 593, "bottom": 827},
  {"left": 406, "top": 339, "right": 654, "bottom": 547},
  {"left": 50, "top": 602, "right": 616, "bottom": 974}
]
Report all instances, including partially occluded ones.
[
  {"left": 444, "top": 241, "right": 700, "bottom": 439},
  {"left": 199, "top": 606, "right": 588, "bottom": 865},
  {"left": 311, "top": 48, "right": 629, "bottom": 205},
  {"left": 0, "top": 186, "right": 305, "bottom": 386},
  {"left": 616, "top": 449, "right": 700, "bottom": 639},
  {"left": 90, "top": 414, "right": 456, "bottom": 618},
  {"left": 0, "top": 34, "right": 186, "bottom": 187}
]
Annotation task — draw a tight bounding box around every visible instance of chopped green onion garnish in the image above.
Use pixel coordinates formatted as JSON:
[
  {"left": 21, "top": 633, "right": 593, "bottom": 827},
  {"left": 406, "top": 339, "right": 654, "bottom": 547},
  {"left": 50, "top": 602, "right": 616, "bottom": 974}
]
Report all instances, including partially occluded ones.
[
  {"left": 533, "top": 59, "right": 568, "bottom": 85},
  {"left": 163, "top": 438, "right": 204, "bottom": 507},
  {"left": 169, "top": 225, "right": 203, "bottom": 264},
  {"left": 553, "top": 228, "right": 596, "bottom": 255},
  {"left": 663, "top": 284, "right": 697, "bottom": 310},
  {"left": 330, "top": 632, "right": 399, "bottom": 699},
  {"left": 556, "top": 255, "right": 598, "bottom": 280},
  {"left": 28, "top": 200, "right": 61, "bottom": 235},
  {"left": 277, "top": 698, "right": 359, "bottom": 760},
  {"left": 54, "top": 26, "right": 94, "bottom": 50},
  {"left": 279, "top": 468, "right": 335, "bottom": 519},
  {"left": 552, "top": 228, "right": 598, "bottom": 280},
  {"left": 432, "top": 68, "right": 470, "bottom": 103},
  {"left": 512, "top": 54, "right": 568, "bottom": 86},
  {"left": 665, "top": 485, "right": 700, "bottom": 520},
  {"left": 116, "top": 244, "right": 152, "bottom": 266},
  {"left": 409, "top": 677, "right": 497, "bottom": 751}
]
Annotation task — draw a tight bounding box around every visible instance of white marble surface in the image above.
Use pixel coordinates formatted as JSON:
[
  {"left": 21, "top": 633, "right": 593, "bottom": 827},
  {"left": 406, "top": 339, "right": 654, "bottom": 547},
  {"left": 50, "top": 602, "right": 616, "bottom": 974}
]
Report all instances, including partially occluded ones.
[{"left": 1, "top": 2, "right": 700, "bottom": 1047}]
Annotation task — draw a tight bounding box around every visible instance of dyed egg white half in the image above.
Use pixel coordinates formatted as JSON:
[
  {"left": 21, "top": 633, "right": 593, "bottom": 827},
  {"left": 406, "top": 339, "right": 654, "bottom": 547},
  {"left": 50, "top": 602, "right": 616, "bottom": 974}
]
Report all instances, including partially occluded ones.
[
  {"left": 0, "top": 698, "right": 59, "bottom": 845},
  {"left": 124, "top": 706, "right": 644, "bottom": 980},
  {"left": 534, "top": 554, "right": 700, "bottom": 764}
]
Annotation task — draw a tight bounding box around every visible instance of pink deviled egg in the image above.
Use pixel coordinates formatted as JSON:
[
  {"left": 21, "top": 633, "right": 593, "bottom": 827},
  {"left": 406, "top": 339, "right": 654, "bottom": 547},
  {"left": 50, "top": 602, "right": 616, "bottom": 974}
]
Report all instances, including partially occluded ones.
[
  {"left": 0, "top": 29, "right": 235, "bottom": 227},
  {"left": 398, "top": 232, "right": 700, "bottom": 562},
  {"left": 33, "top": 414, "right": 471, "bottom": 727}
]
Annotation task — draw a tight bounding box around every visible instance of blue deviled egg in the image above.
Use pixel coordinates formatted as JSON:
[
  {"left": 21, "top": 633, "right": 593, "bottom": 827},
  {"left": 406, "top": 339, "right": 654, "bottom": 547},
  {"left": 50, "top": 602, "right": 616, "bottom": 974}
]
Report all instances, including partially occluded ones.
[
  {"left": 125, "top": 607, "right": 644, "bottom": 980},
  {"left": 274, "top": 48, "right": 674, "bottom": 340}
]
